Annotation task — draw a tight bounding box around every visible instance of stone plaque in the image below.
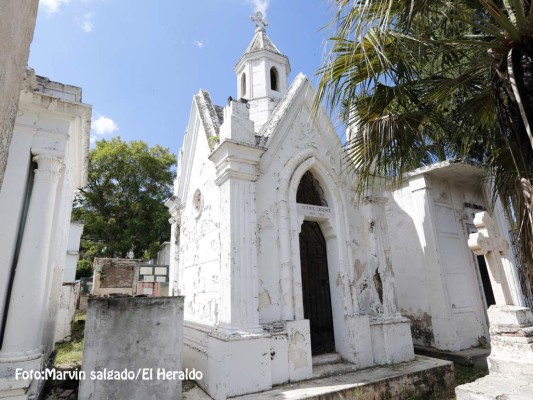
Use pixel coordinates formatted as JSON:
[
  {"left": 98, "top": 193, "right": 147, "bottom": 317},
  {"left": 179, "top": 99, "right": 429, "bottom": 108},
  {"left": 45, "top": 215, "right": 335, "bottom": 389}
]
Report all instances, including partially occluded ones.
[
  {"left": 140, "top": 266, "right": 153, "bottom": 275},
  {"left": 100, "top": 265, "right": 135, "bottom": 288},
  {"left": 155, "top": 267, "right": 167, "bottom": 275},
  {"left": 297, "top": 204, "right": 331, "bottom": 218}
]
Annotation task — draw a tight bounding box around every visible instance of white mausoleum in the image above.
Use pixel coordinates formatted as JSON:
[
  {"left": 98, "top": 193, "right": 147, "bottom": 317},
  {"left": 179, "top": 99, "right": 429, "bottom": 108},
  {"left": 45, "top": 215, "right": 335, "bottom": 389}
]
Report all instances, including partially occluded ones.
[
  {"left": 0, "top": 70, "right": 91, "bottom": 399},
  {"left": 167, "top": 14, "right": 415, "bottom": 400},
  {"left": 387, "top": 161, "right": 526, "bottom": 352}
]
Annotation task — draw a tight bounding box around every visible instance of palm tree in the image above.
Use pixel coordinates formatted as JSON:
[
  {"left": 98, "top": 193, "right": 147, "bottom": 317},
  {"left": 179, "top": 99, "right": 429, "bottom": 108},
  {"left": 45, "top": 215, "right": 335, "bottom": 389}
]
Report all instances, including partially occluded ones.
[{"left": 315, "top": 0, "right": 533, "bottom": 287}]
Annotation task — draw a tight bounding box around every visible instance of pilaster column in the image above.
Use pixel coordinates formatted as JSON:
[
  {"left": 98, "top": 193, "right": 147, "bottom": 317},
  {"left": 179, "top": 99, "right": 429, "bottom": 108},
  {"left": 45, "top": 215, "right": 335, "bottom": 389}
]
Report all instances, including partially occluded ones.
[
  {"left": 363, "top": 193, "right": 398, "bottom": 315},
  {"left": 209, "top": 140, "right": 264, "bottom": 333},
  {"left": 0, "top": 152, "right": 64, "bottom": 359},
  {"left": 409, "top": 175, "right": 457, "bottom": 348},
  {"left": 165, "top": 196, "right": 181, "bottom": 296}
]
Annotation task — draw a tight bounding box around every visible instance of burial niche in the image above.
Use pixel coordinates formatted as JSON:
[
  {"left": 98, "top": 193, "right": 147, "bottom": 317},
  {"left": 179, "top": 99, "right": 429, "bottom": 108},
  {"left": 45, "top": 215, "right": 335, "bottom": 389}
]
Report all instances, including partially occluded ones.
[{"left": 297, "top": 170, "right": 335, "bottom": 355}]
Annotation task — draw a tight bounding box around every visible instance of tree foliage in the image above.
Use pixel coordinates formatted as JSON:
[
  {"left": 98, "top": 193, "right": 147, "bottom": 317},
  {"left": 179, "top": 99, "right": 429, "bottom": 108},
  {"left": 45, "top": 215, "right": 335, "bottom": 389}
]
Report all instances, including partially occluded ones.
[
  {"left": 73, "top": 137, "right": 176, "bottom": 266},
  {"left": 315, "top": 0, "right": 533, "bottom": 281}
]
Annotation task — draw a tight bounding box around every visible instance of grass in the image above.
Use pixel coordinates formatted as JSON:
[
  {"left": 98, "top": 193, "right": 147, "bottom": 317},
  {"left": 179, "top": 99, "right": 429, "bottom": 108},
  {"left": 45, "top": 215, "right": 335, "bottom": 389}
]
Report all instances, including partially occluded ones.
[
  {"left": 421, "top": 364, "right": 488, "bottom": 400},
  {"left": 54, "top": 312, "right": 86, "bottom": 369}
]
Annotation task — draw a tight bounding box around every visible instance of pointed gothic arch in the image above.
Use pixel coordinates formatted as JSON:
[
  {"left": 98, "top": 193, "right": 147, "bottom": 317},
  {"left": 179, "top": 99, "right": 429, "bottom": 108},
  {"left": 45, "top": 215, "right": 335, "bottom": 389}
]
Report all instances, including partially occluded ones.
[
  {"left": 276, "top": 150, "right": 364, "bottom": 361},
  {"left": 296, "top": 170, "right": 335, "bottom": 354}
]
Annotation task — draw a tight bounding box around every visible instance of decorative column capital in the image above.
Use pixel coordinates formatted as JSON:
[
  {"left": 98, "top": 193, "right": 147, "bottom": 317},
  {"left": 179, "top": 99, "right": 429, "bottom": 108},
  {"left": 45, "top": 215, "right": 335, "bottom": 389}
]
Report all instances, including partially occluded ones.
[
  {"left": 209, "top": 140, "right": 264, "bottom": 186},
  {"left": 32, "top": 153, "right": 64, "bottom": 183},
  {"left": 165, "top": 196, "right": 182, "bottom": 224}
]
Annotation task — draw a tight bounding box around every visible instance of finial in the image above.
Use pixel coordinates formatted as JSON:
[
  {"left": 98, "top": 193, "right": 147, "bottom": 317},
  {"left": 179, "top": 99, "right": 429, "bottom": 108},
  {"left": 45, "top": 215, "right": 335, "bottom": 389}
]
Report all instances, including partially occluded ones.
[{"left": 251, "top": 11, "right": 268, "bottom": 32}]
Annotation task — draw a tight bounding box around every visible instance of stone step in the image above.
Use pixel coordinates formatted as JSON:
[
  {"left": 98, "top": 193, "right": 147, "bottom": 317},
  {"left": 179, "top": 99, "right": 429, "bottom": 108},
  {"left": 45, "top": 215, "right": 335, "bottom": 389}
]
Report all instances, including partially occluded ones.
[
  {"left": 487, "top": 356, "right": 533, "bottom": 380},
  {"left": 456, "top": 375, "right": 533, "bottom": 400},
  {"left": 414, "top": 344, "right": 490, "bottom": 368},
  {"left": 311, "top": 361, "right": 359, "bottom": 379},
  {"left": 221, "top": 356, "right": 454, "bottom": 400},
  {"left": 311, "top": 353, "right": 342, "bottom": 366}
]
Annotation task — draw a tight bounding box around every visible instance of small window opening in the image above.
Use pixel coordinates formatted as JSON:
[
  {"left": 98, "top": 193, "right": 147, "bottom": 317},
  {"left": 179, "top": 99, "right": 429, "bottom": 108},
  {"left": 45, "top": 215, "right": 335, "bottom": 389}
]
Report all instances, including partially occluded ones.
[
  {"left": 270, "top": 67, "right": 279, "bottom": 91},
  {"left": 241, "top": 73, "right": 247, "bottom": 97}
]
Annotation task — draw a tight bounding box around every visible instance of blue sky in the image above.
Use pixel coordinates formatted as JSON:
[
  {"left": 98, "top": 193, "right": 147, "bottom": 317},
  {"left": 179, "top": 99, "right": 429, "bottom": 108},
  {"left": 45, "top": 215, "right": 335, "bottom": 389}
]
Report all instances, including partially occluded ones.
[{"left": 30, "top": 1, "right": 338, "bottom": 156}]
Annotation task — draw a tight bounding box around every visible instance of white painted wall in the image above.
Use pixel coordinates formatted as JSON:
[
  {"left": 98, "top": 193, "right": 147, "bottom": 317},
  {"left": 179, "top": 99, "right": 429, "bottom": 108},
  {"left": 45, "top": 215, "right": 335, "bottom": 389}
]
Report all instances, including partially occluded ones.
[
  {"left": 0, "top": 1, "right": 39, "bottom": 189},
  {"left": 0, "top": 71, "right": 90, "bottom": 399},
  {"left": 177, "top": 100, "right": 221, "bottom": 326},
  {"left": 387, "top": 165, "right": 491, "bottom": 350}
]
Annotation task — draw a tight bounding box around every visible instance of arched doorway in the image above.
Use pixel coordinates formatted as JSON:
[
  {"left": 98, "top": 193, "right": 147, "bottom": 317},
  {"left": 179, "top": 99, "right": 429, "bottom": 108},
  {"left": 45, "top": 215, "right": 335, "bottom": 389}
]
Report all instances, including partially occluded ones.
[{"left": 297, "top": 171, "right": 335, "bottom": 355}]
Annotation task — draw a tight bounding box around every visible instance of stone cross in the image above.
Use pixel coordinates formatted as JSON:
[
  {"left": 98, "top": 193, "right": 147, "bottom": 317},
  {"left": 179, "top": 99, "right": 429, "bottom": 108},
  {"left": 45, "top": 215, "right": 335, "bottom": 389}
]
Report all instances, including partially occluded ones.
[
  {"left": 251, "top": 11, "right": 268, "bottom": 31},
  {"left": 468, "top": 211, "right": 514, "bottom": 305}
]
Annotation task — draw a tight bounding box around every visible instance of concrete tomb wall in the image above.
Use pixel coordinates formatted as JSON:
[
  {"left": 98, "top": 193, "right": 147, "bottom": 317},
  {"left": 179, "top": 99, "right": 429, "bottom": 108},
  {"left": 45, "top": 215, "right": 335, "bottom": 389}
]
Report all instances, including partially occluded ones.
[
  {"left": 79, "top": 296, "right": 184, "bottom": 400},
  {"left": 138, "top": 264, "right": 169, "bottom": 296}
]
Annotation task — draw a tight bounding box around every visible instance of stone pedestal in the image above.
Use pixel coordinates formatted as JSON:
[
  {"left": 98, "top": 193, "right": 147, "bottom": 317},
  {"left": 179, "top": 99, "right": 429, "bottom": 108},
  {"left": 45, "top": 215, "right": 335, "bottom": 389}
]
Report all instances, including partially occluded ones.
[
  {"left": 456, "top": 305, "right": 533, "bottom": 399},
  {"left": 370, "top": 314, "right": 416, "bottom": 365},
  {"left": 205, "top": 332, "right": 272, "bottom": 400},
  {"left": 485, "top": 306, "right": 533, "bottom": 379}
]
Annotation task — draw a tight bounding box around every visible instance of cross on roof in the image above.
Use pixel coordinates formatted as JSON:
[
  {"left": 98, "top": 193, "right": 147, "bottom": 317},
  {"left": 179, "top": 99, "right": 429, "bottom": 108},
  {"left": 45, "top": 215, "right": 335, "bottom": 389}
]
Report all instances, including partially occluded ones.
[
  {"left": 468, "top": 211, "right": 514, "bottom": 305},
  {"left": 251, "top": 11, "right": 268, "bottom": 32}
]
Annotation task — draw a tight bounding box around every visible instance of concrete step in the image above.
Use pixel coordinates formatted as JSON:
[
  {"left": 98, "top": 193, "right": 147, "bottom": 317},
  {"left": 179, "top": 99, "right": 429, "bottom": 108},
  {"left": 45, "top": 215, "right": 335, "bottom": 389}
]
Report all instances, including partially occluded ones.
[
  {"left": 311, "top": 361, "right": 359, "bottom": 379},
  {"left": 456, "top": 375, "right": 533, "bottom": 400},
  {"left": 487, "top": 356, "right": 533, "bottom": 380},
  {"left": 414, "top": 345, "right": 490, "bottom": 368},
  {"left": 184, "top": 355, "right": 455, "bottom": 400},
  {"left": 311, "top": 353, "right": 342, "bottom": 366}
]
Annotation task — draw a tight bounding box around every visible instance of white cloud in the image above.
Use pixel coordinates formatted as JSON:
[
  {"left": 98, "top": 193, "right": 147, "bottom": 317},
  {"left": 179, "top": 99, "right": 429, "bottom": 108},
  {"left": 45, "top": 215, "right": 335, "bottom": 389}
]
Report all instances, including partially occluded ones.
[
  {"left": 80, "top": 12, "right": 94, "bottom": 32},
  {"left": 247, "top": 0, "right": 270, "bottom": 16},
  {"left": 39, "top": 0, "right": 71, "bottom": 15},
  {"left": 193, "top": 40, "right": 204, "bottom": 49},
  {"left": 91, "top": 116, "right": 119, "bottom": 135}
]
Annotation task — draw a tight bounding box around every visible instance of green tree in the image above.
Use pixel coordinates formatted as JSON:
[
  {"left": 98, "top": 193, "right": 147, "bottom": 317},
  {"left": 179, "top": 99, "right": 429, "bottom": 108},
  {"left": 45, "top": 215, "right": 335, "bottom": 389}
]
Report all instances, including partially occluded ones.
[
  {"left": 316, "top": 0, "right": 533, "bottom": 279},
  {"left": 73, "top": 137, "right": 176, "bottom": 268}
]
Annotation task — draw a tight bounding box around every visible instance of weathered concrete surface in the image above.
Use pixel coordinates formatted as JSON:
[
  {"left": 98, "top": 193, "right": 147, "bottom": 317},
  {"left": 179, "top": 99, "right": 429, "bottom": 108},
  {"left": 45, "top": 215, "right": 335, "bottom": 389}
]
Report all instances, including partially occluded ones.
[
  {"left": 79, "top": 297, "right": 184, "bottom": 400},
  {"left": 183, "top": 355, "right": 453, "bottom": 400},
  {"left": 455, "top": 375, "right": 533, "bottom": 400},
  {"left": 387, "top": 163, "right": 493, "bottom": 352},
  {"left": 456, "top": 305, "right": 533, "bottom": 399},
  {"left": 0, "top": 0, "right": 39, "bottom": 190},
  {"left": 54, "top": 282, "right": 80, "bottom": 343},
  {"left": 415, "top": 345, "right": 490, "bottom": 368}
]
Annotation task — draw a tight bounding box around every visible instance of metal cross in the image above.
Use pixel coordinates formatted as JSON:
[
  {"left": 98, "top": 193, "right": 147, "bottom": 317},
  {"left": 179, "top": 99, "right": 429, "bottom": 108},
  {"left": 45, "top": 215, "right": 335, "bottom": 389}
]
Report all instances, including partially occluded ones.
[{"left": 251, "top": 11, "right": 268, "bottom": 31}]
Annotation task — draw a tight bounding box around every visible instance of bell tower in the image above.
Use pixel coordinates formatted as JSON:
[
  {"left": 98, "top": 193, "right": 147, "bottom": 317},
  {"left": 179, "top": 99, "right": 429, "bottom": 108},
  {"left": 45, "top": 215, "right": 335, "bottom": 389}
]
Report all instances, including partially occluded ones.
[{"left": 234, "top": 12, "right": 291, "bottom": 131}]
